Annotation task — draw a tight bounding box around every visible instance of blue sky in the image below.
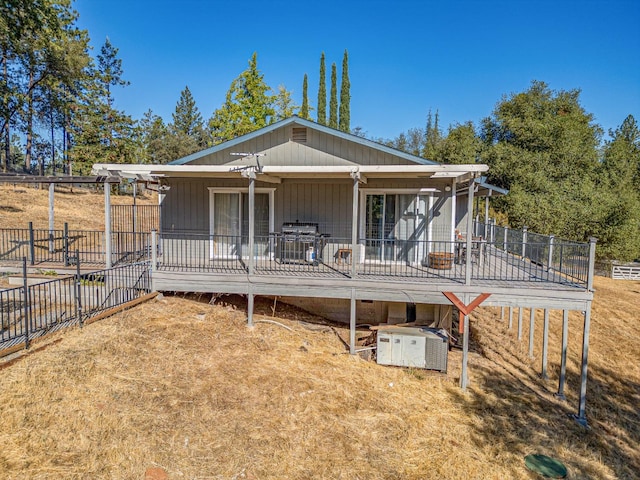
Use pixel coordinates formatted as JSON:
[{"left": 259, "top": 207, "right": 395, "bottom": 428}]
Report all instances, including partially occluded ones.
[{"left": 74, "top": 0, "right": 640, "bottom": 142}]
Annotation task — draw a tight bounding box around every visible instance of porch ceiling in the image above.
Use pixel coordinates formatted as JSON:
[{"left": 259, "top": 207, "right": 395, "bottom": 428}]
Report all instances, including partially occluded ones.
[{"left": 92, "top": 163, "right": 489, "bottom": 183}]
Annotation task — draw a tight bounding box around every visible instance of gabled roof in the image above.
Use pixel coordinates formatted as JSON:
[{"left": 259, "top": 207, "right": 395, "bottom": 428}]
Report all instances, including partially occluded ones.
[{"left": 169, "top": 116, "right": 439, "bottom": 166}]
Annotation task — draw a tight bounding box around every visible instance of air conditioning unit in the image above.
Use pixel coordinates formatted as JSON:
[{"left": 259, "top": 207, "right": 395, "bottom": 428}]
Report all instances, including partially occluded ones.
[{"left": 377, "top": 327, "right": 448, "bottom": 372}]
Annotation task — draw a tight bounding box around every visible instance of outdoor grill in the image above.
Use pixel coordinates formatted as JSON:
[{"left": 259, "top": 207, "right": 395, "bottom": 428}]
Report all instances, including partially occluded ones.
[{"left": 278, "top": 222, "right": 328, "bottom": 265}]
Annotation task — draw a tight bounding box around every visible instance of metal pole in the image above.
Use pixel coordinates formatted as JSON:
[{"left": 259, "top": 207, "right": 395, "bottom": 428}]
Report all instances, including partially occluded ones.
[
  {"left": 76, "top": 249, "right": 83, "bottom": 328},
  {"left": 484, "top": 195, "right": 490, "bottom": 238},
  {"left": 461, "top": 313, "right": 470, "bottom": 390},
  {"left": 587, "top": 237, "right": 597, "bottom": 292},
  {"left": 247, "top": 288, "right": 254, "bottom": 327},
  {"left": 465, "top": 180, "right": 475, "bottom": 286},
  {"left": 500, "top": 306, "right": 504, "bottom": 321},
  {"left": 64, "top": 222, "right": 69, "bottom": 267},
  {"left": 575, "top": 304, "right": 592, "bottom": 426},
  {"left": 151, "top": 229, "right": 157, "bottom": 273},
  {"left": 556, "top": 310, "right": 569, "bottom": 400},
  {"left": 349, "top": 288, "right": 356, "bottom": 355},
  {"left": 503, "top": 226, "right": 508, "bottom": 252},
  {"left": 248, "top": 173, "right": 255, "bottom": 275},
  {"left": 522, "top": 226, "right": 528, "bottom": 260},
  {"left": 517, "top": 307, "right": 523, "bottom": 340},
  {"left": 529, "top": 308, "right": 535, "bottom": 358},
  {"left": 541, "top": 309, "right": 549, "bottom": 379},
  {"left": 104, "top": 182, "right": 112, "bottom": 269},
  {"left": 22, "top": 257, "right": 30, "bottom": 350},
  {"left": 28, "top": 221, "right": 35, "bottom": 265},
  {"left": 508, "top": 306, "right": 513, "bottom": 329},
  {"left": 48, "top": 182, "right": 55, "bottom": 253},
  {"left": 133, "top": 181, "right": 137, "bottom": 258},
  {"left": 547, "top": 235, "right": 555, "bottom": 272},
  {"left": 350, "top": 174, "right": 359, "bottom": 278}
]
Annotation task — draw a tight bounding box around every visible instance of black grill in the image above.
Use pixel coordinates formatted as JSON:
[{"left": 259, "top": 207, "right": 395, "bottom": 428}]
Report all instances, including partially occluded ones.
[{"left": 279, "top": 223, "right": 326, "bottom": 265}]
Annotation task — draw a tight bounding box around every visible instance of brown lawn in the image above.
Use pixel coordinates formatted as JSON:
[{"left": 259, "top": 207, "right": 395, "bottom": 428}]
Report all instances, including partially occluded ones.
[{"left": 0, "top": 277, "right": 638, "bottom": 479}]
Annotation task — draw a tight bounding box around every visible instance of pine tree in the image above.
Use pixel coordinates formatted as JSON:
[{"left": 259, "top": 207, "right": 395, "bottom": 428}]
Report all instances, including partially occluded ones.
[
  {"left": 208, "top": 52, "right": 275, "bottom": 143},
  {"left": 329, "top": 63, "right": 338, "bottom": 129},
  {"left": 171, "top": 85, "right": 206, "bottom": 150},
  {"left": 423, "top": 109, "right": 443, "bottom": 159},
  {"left": 300, "top": 74, "right": 310, "bottom": 120},
  {"left": 317, "top": 52, "right": 326, "bottom": 125},
  {"left": 339, "top": 50, "right": 350, "bottom": 133},
  {"left": 274, "top": 84, "right": 298, "bottom": 121}
]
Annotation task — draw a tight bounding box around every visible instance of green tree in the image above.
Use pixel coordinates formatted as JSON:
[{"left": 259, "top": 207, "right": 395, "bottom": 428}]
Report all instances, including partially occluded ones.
[
  {"left": 170, "top": 85, "right": 206, "bottom": 153},
  {"left": 300, "top": 74, "right": 310, "bottom": 120},
  {"left": 208, "top": 52, "right": 275, "bottom": 143},
  {"left": 436, "top": 122, "right": 481, "bottom": 164},
  {"left": 274, "top": 84, "right": 298, "bottom": 121},
  {"left": 482, "top": 80, "right": 602, "bottom": 240},
  {"left": 317, "top": 52, "right": 326, "bottom": 125},
  {"left": 339, "top": 50, "right": 350, "bottom": 132},
  {"left": 329, "top": 62, "right": 338, "bottom": 129},
  {"left": 422, "top": 109, "right": 442, "bottom": 160}
]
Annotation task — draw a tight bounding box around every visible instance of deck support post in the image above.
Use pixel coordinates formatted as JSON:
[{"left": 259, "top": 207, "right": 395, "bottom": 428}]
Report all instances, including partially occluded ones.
[
  {"left": 247, "top": 286, "right": 254, "bottom": 327},
  {"left": 508, "top": 306, "right": 513, "bottom": 329},
  {"left": 350, "top": 172, "right": 360, "bottom": 278},
  {"left": 48, "top": 182, "right": 55, "bottom": 253},
  {"left": 541, "top": 309, "right": 550, "bottom": 379},
  {"left": 151, "top": 229, "right": 157, "bottom": 273},
  {"left": 574, "top": 303, "right": 592, "bottom": 427},
  {"left": 517, "top": 307, "right": 523, "bottom": 340},
  {"left": 248, "top": 173, "right": 255, "bottom": 275},
  {"left": 529, "top": 308, "right": 535, "bottom": 358},
  {"left": 104, "top": 181, "right": 112, "bottom": 269},
  {"left": 500, "top": 306, "right": 504, "bottom": 321},
  {"left": 465, "top": 178, "right": 475, "bottom": 286},
  {"left": 556, "top": 309, "right": 569, "bottom": 400},
  {"left": 461, "top": 312, "right": 470, "bottom": 391},
  {"left": 349, "top": 288, "right": 356, "bottom": 355}
]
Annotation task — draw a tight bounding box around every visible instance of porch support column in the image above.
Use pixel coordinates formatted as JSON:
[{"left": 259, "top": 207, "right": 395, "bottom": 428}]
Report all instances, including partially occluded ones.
[
  {"left": 104, "top": 182, "right": 112, "bottom": 269},
  {"left": 464, "top": 178, "right": 476, "bottom": 286},
  {"left": 247, "top": 172, "right": 256, "bottom": 276},
  {"left": 556, "top": 309, "right": 569, "bottom": 400},
  {"left": 484, "top": 193, "right": 490, "bottom": 239},
  {"left": 350, "top": 170, "right": 360, "bottom": 278},
  {"left": 529, "top": 308, "right": 535, "bottom": 358},
  {"left": 461, "top": 312, "right": 470, "bottom": 391},
  {"left": 517, "top": 307, "right": 523, "bottom": 340},
  {"left": 48, "top": 182, "right": 55, "bottom": 253},
  {"left": 541, "top": 309, "right": 550, "bottom": 379},
  {"left": 349, "top": 288, "right": 356, "bottom": 355},
  {"left": 247, "top": 285, "right": 254, "bottom": 327},
  {"left": 574, "top": 303, "right": 592, "bottom": 426}
]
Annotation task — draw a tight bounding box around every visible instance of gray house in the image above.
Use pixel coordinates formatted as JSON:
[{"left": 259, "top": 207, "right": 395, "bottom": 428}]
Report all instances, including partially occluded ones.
[{"left": 94, "top": 116, "right": 596, "bottom": 424}]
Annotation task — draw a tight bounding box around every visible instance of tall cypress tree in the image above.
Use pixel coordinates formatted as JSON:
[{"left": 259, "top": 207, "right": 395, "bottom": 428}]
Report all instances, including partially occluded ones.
[
  {"left": 300, "top": 74, "right": 310, "bottom": 120},
  {"left": 317, "top": 52, "right": 326, "bottom": 125},
  {"left": 329, "top": 62, "right": 338, "bottom": 129},
  {"left": 339, "top": 50, "right": 350, "bottom": 133}
]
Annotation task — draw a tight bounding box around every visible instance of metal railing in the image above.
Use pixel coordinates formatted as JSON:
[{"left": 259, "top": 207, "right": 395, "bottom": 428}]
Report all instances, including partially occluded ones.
[
  {"left": 0, "top": 259, "right": 151, "bottom": 353},
  {"left": 0, "top": 224, "right": 151, "bottom": 266},
  {"left": 152, "top": 228, "right": 594, "bottom": 289}
]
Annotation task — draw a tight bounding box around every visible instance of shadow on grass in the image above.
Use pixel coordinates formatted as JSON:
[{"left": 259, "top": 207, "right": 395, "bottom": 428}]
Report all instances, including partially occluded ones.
[{"left": 448, "top": 331, "right": 640, "bottom": 479}]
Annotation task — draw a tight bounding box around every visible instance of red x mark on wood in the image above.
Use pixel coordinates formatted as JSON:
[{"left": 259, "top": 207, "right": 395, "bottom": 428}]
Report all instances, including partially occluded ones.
[{"left": 442, "top": 292, "right": 491, "bottom": 334}]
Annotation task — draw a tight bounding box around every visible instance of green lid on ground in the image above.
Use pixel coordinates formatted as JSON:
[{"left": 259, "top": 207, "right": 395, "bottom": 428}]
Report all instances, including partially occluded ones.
[{"left": 524, "top": 454, "right": 568, "bottom": 478}]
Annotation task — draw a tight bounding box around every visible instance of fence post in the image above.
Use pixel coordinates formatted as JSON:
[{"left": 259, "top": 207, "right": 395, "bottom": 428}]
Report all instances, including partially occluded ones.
[
  {"left": 547, "top": 234, "right": 555, "bottom": 272},
  {"left": 151, "top": 229, "right": 157, "bottom": 273},
  {"left": 503, "top": 226, "right": 508, "bottom": 252},
  {"left": 75, "top": 249, "right": 83, "bottom": 328},
  {"left": 28, "top": 221, "right": 35, "bottom": 265},
  {"left": 522, "top": 226, "right": 528, "bottom": 260},
  {"left": 22, "top": 257, "right": 30, "bottom": 350},
  {"left": 490, "top": 218, "right": 495, "bottom": 244},
  {"left": 587, "top": 237, "right": 598, "bottom": 292},
  {"left": 64, "top": 222, "right": 69, "bottom": 267}
]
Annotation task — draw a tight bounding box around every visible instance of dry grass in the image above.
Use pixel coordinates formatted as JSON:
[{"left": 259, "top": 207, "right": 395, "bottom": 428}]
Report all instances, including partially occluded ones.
[
  {"left": 0, "top": 278, "right": 638, "bottom": 479},
  {"left": 0, "top": 184, "right": 157, "bottom": 231}
]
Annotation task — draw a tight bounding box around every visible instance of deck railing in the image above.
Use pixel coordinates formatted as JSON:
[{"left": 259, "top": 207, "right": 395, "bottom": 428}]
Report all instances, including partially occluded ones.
[
  {"left": 153, "top": 228, "right": 594, "bottom": 289},
  {"left": 0, "top": 224, "right": 151, "bottom": 266},
  {"left": 0, "top": 261, "right": 151, "bottom": 353}
]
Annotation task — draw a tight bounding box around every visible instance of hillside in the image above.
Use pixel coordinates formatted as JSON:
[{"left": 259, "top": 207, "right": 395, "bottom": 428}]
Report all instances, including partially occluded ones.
[{"left": 0, "top": 185, "right": 638, "bottom": 479}]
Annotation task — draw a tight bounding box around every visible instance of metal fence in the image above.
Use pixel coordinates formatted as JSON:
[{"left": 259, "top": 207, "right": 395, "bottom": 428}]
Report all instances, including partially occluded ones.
[
  {"left": 153, "top": 227, "right": 594, "bottom": 288},
  {"left": 0, "top": 260, "right": 151, "bottom": 354},
  {"left": 111, "top": 204, "right": 161, "bottom": 233},
  {"left": 0, "top": 224, "right": 151, "bottom": 266}
]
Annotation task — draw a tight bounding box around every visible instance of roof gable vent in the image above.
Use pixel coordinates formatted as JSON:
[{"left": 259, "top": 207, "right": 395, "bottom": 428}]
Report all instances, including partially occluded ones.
[{"left": 292, "top": 127, "right": 307, "bottom": 143}]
